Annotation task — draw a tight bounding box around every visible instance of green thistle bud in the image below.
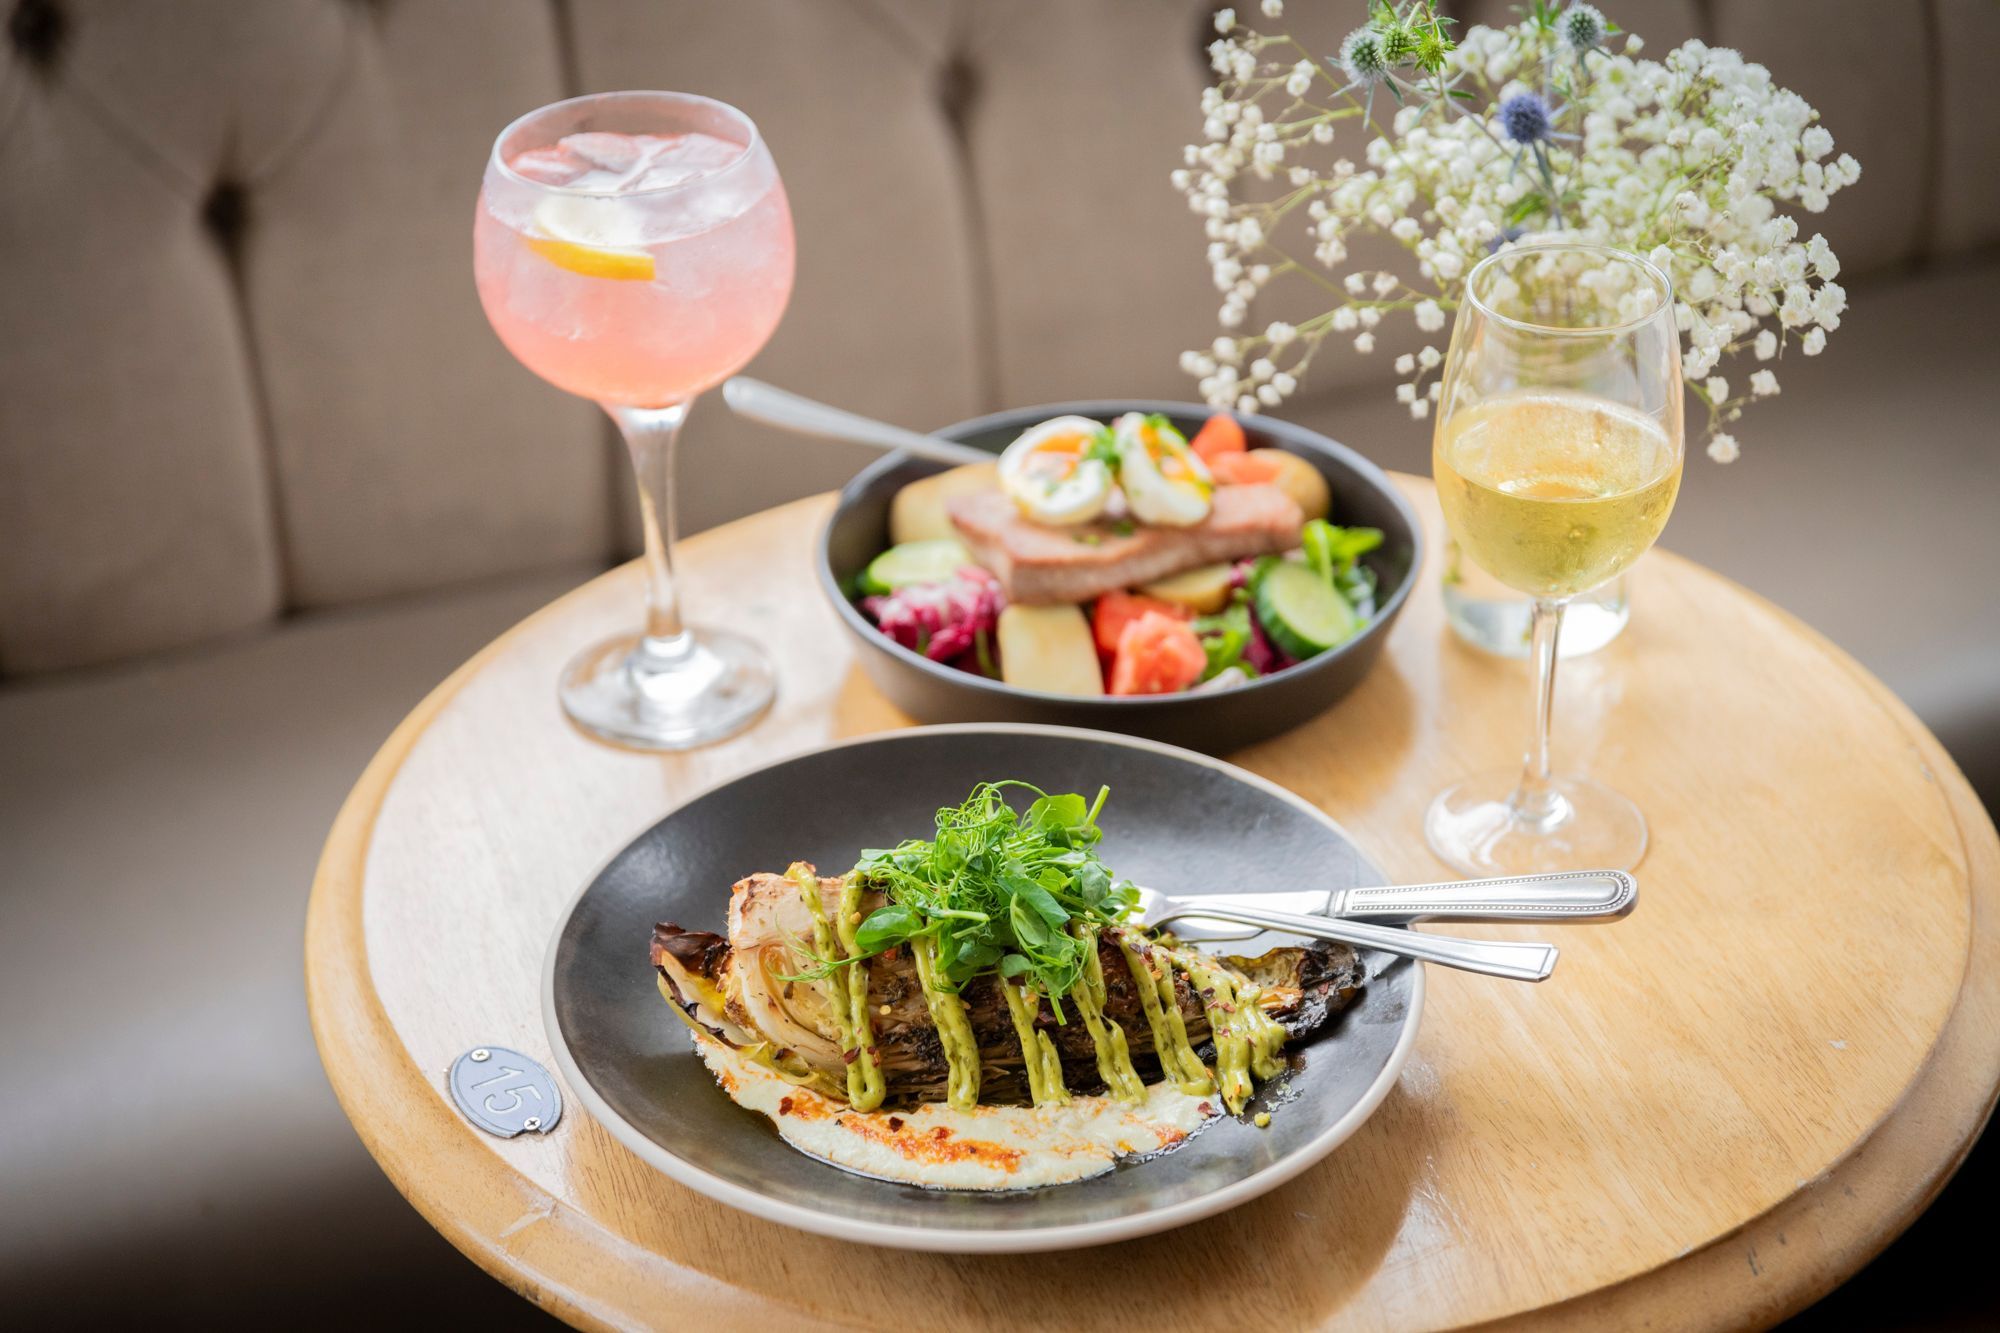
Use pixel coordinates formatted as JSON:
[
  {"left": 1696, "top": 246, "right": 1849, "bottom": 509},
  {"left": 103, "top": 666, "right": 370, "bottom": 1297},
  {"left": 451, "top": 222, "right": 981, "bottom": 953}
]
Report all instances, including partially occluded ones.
[{"left": 1378, "top": 23, "right": 1418, "bottom": 64}]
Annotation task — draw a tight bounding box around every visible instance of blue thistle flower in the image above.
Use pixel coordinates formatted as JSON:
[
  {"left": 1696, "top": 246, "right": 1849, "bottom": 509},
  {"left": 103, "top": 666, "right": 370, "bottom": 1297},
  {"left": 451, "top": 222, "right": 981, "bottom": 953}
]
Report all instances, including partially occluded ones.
[
  {"left": 1559, "top": 3, "right": 1607, "bottom": 53},
  {"left": 1498, "top": 91, "right": 1554, "bottom": 145}
]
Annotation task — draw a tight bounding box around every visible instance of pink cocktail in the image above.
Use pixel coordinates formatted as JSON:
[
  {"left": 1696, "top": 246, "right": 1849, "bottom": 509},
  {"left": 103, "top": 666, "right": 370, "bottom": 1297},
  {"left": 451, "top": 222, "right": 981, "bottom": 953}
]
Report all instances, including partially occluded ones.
[{"left": 474, "top": 93, "right": 795, "bottom": 750}]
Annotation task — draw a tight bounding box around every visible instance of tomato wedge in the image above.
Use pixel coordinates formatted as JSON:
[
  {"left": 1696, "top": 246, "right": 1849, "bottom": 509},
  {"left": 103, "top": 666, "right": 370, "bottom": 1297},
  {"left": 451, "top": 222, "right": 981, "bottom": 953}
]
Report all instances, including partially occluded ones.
[
  {"left": 1092, "top": 590, "right": 1191, "bottom": 660},
  {"left": 1108, "top": 611, "right": 1208, "bottom": 696},
  {"left": 1190, "top": 413, "right": 1248, "bottom": 463},
  {"left": 1209, "top": 450, "right": 1284, "bottom": 486}
]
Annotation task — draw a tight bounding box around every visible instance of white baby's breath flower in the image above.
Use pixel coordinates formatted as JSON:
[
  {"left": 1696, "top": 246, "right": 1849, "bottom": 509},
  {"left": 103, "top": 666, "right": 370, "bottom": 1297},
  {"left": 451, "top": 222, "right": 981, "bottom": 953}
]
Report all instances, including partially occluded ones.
[
  {"left": 1178, "top": 7, "right": 1853, "bottom": 461},
  {"left": 1261, "top": 0, "right": 1283, "bottom": 17},
  {"left": 1353, "top": 331, "right": 1375, "bottom": 353},
  {"left": 1409, "top": 399, "right": 1430, "bottom": 419},
  {"left": 1214, "top": 8, "right": 1235, "bottom": 35},
  {"left": 1707, "top": 432, "right": 1741, "bottom": 463},
  {"left": 1397, "top": 382, "right": 1417, "bottom": 403},
  {"left": 1749, "top": 369, "right": 1780, "bottom": 397}
]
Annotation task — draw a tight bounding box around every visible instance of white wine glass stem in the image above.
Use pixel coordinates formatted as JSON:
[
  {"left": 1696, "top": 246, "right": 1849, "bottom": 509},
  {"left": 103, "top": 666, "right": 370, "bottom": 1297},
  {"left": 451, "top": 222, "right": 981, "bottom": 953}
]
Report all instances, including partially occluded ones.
[
  {"left": 609, "top": 400, "right": 691, "bottom": 657},
  {"left": 1517, "top": 597, "right": 1570, "bottom": 828}
]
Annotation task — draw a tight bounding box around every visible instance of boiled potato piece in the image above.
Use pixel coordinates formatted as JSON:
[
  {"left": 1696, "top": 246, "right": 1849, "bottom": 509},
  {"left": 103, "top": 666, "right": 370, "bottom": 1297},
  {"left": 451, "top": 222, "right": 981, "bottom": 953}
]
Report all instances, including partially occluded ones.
[
  {"left": 1261, "top": 450, "right": 1332, "bottom": 521},
  {"left": 1139, "top": 562, "right": 1235, "bottom": 614},
  {"left": 997, "top": 605, "right": 1103, "bottom": 696},
  {"left": 889, "top": 463, "right": 1000, "bottom": 545}
]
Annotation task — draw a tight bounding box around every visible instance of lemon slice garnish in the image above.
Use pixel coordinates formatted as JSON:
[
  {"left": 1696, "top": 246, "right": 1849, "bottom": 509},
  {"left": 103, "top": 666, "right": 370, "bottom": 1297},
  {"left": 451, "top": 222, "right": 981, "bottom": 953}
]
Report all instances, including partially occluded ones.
[{"left": 525, "top": 236, "right": 655, "bottom": 281}]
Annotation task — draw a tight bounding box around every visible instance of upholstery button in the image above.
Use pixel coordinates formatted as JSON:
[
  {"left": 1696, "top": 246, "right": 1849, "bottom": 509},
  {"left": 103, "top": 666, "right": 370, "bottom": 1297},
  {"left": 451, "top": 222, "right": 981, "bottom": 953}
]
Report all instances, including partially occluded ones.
[
  {"left": 202, "top": 181, "right": 251, "bottom": 254},
  {"left": 936, "top": 53, "right": 980, "bottom": 139},
  {"left": 8, "top": 0, "right": 67, "bottom": 68}
]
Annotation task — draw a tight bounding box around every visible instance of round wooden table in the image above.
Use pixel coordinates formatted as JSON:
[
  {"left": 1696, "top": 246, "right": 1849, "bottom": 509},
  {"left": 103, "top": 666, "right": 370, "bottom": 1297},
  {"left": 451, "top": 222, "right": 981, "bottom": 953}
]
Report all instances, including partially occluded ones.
[{"left": 306, "top": 477, "right": 2000, "bottom": 1332}]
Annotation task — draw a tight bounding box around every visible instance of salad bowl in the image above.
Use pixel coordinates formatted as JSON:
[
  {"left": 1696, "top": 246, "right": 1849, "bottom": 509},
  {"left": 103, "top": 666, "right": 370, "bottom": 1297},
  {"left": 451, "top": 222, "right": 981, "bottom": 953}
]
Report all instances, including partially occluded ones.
[{"left": 819, "top": 402, "right": 1421, "bottom": 753}]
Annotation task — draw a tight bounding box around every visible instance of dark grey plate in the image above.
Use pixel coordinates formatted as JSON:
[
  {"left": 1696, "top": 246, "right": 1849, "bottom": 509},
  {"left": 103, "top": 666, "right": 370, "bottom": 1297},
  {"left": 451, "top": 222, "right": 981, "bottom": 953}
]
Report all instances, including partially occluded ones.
[
  {"left": 819, "top": 401, "right": 1423, "bottom": 755},
  {"left": 542, "top": 725, "right": 1422, "bottom": 1252}
]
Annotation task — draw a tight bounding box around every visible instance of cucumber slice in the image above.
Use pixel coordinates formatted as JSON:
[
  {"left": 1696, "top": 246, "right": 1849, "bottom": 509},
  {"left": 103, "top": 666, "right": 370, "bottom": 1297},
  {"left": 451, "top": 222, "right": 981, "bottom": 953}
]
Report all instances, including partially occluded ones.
[
  {"left": 1254, "top": 561, "right": 1360, "bottom": 660},
  {"left": 861, "top": 539, "right": 973, "bottom": 594}
]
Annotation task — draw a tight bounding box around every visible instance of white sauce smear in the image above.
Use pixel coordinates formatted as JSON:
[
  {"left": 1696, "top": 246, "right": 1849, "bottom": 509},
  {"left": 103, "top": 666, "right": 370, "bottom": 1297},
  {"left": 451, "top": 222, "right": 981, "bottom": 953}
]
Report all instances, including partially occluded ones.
[{"left": 693, "top": 1032, "right": 1216, "bottom": 1190}]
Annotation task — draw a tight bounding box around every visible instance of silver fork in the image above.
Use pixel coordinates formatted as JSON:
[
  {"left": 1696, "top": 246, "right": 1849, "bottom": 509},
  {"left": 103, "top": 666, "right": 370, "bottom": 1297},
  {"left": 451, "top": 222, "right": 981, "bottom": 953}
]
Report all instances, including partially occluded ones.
[{"left": 1130, "top": 870, "right": 1637, "bottom": 984}]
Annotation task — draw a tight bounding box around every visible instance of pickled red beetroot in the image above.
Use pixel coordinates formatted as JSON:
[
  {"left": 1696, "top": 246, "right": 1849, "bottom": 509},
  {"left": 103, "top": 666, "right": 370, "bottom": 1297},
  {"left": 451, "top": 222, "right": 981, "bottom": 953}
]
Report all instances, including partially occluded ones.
[{"left": 861, "top": 567, "right": 1005, "bottom": 664}]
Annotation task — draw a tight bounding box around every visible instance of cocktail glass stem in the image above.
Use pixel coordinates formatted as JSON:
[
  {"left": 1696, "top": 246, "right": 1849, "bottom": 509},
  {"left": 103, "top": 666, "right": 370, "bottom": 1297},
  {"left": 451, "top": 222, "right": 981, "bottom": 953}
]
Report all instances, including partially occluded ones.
[
  {"left": 553, "top": 398, "right": 776, "bottom": 751},
  {"left": 611, "top": 401, "right": 691, "bottom": 649}
]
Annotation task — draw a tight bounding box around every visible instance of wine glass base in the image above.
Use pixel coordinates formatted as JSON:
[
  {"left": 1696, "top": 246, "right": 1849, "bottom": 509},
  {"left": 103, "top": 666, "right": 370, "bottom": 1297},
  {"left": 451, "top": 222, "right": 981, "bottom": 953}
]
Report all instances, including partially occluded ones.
[
  {"left": 1425, "top": 771, "right": 1648, "bottom": 876},
  {"left": 559, "top": 628, "right": 775, "bottom": 752}
]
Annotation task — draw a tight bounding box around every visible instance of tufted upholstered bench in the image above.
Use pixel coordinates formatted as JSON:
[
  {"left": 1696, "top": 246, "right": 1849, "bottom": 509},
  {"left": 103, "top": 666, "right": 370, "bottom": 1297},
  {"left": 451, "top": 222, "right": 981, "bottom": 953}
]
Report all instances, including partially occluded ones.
[{"left": 2, "top": 0, "right": 1996, "bottom": 1320}]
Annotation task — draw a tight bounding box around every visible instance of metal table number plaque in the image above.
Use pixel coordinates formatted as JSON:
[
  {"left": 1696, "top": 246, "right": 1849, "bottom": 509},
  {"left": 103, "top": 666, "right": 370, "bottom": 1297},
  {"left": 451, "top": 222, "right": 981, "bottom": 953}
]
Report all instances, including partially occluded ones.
[{"left": 448, "top": 1046, "right": 562, "bottom": 1138}]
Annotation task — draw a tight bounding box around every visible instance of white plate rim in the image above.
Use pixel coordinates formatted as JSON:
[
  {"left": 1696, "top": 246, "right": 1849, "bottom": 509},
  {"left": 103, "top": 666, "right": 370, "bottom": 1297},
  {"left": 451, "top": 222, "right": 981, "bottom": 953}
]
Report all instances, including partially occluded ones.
[{"left": 539, "top": 721, "right": 1425, "bottom": 1254}]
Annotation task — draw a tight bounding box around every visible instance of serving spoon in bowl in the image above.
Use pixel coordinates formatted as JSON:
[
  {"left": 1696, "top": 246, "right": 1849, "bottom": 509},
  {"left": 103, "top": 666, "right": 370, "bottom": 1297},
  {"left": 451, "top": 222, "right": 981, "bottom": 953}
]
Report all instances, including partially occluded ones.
[
  {"left": 1132, "top": 869, "right": 1637, "bottom": 984},
  {"left": 723, "top": 376, "right": 997, "bottom": 468}
]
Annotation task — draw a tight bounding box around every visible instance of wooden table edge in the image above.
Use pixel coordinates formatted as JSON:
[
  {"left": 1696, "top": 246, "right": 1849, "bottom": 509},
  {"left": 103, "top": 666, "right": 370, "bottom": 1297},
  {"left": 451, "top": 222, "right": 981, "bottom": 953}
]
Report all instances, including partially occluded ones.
[
  {"left": 1478, "top": 570, "right": 2000, "bottom": 1331},
  {"left": 303, "top": 488, "right": 2000, "bottom": 1333}
]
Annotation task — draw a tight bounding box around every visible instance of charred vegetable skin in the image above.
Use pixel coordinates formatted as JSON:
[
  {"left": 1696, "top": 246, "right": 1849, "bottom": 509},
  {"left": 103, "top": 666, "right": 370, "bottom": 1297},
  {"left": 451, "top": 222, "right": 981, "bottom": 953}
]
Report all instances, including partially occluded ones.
[
  {"left": 652, "top": 905, "right": 1363, "bottom": 1109},
  {"left": 651, "top": 783, "right": 1366, "bottom": 1119}
]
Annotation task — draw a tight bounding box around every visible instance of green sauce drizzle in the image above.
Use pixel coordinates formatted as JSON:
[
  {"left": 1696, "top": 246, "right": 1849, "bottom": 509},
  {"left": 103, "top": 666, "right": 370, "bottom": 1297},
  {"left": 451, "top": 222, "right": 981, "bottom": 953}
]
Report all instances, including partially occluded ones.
[
  {"left": 1000, "top": 976, "right": 1070, "bottom": 1106},
  {"left": 1071, "top": 925, "right": 1146, "bottom": 1104},
  {"left": 1166, "top": 945, "right": 1292, "bottom": 1114},
  {"left": 1116, "top": 932, "right": 1214, "bottom": 1095},
  {"left": 911, "top": 933, "right": 981, "bottom": 1109},
  {"left": 791, "top": 862, "right": 885, "bottom": 1112}
]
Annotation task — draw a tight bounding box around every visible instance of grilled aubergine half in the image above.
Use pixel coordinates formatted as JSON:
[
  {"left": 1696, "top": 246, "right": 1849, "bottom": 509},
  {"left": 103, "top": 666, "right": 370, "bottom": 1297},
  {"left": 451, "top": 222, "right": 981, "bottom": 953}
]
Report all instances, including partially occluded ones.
[{"left": 651, "top": 867, "right": 1365, "bottom": 1109}]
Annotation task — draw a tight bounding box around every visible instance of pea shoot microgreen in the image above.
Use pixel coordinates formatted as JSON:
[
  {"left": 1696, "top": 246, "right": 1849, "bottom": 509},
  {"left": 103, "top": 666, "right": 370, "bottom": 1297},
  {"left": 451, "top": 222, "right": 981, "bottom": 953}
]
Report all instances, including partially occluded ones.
[{"left": 794, "top": 782, "right": 1140, "bottom": 1014}]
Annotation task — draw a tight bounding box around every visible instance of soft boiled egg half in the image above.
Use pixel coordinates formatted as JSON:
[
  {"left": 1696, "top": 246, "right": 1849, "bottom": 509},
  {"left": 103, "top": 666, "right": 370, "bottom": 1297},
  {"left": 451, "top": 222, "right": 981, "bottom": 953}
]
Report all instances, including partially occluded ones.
[
  {"left": 997, "top": 416, "right": 1117, "bottom": 526},
  {"left": 1114, "top": 413, "right": 1213, "bottom": 527}
]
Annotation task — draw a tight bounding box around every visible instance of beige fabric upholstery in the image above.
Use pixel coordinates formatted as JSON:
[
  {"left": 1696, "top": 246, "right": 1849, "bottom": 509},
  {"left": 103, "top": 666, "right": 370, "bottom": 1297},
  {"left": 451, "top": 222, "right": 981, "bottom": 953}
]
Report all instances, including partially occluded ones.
[
  {"left": 0, "top": 564, "right": 595, "bottom": 1321},
  {"left": 7, "top": 0, "right": 1994, "bottom": 677}
]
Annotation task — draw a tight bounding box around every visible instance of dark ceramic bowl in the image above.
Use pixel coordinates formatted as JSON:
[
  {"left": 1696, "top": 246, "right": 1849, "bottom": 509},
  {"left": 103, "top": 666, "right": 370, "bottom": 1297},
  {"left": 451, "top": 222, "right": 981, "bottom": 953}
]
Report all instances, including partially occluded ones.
[
  {"left": 819, "top": 401, "right": 1421, "bottom": 754},
  {"left": 542, "top": 725, "right": 1420, "bottom": 1252}
]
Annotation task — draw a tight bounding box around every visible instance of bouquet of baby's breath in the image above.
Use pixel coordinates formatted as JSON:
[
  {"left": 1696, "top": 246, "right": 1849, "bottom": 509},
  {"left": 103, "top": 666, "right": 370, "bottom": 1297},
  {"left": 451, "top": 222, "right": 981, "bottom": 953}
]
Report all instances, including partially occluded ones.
[{"left": 1180, "top": 1, "right": 1859, "bottom": 460}]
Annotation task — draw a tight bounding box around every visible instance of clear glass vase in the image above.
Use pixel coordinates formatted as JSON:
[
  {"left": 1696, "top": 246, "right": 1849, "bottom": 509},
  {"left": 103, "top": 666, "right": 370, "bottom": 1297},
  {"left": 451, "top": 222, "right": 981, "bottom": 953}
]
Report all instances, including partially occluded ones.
[{"left": 1441, "top": 536, "right": 1630, "bottom": 659}]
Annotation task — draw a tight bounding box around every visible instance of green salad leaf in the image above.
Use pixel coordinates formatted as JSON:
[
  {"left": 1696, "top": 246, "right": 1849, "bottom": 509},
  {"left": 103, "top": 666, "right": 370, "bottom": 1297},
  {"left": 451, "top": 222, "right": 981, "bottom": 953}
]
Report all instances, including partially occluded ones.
[
  {"left": 1302, "top": 519, "right": 1385, "bottom": 585},
  {"left": 1193, "top": 601, "right": 1257, "bottom": 681}
]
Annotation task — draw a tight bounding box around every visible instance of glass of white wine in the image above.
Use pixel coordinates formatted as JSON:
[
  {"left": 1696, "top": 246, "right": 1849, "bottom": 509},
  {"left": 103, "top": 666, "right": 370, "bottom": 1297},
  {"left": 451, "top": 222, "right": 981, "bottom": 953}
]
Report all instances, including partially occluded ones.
[{"left": 1427, "top": 241, "right": 1683, "bottom": 876}]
